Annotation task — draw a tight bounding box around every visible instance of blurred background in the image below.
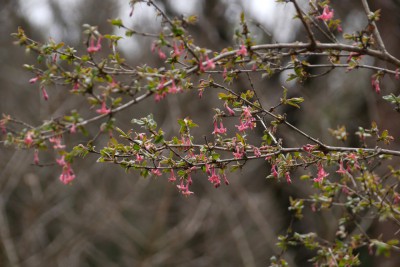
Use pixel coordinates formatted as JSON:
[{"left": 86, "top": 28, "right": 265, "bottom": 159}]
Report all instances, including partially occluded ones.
[{"left": 1, "top": 0, "right": 400, "bottom": 266}]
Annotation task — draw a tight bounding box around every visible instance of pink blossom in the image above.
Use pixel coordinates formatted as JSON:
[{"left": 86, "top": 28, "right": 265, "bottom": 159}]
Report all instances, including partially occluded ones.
[
  {"left": 168, "top": 169, "right": 176, "bottom": 182},
  {"left": 151, "top": 169, "right": 162, "bottom": 176},
  {"left": 59, "top": 163, "right": 76, "bottom": 184},
  {"left": 168, "top": 80, "right": 181, "bottom": 94},
  {"left": 212, "top": 121, "right": 227, "bottom": 135},
  {"left": 236, "top": 122, "right": 249, "bottom": 132},
  {"left": 316, "top": 6, "right": 334, "bottom": 21},
  {"left": 336, "top": 161, "right": 347, "bottom": 175},
  {"left": 303, "top": 144, "right": 317, "bottom": 153},
  {"left": 271, "top": 165, "right": 278, "bottom": 178},
  {"left": 24, "top": 132, "right": 34, "bottom": 146},
  {"left": 173, "top": 42, "right": 183, "bottom": 57},
  {"left": 136, "top": 153, "right": 144, "bottom": 162},
  {"left": 49, "top": 136, "right": 66, "bottom": 149},
  {"left": 285, "top": 172, "right": 292, "bottom": 184},
  {"left": 233, "top": 145, "right": 244, "bottom": 159},
  {"left": 253, "top": 146, "right": 261, "bottom": 157},
  {"left": 222, "top": 173, "right": 230, "bottom": 185},
  {"left": 237, "top": 44, "right": 248, "bottom": 56},
  {"left": 87, "top": 36, "right": 102, "bottom": 53},
  {"left": 208, "top": 168, "right": 221, "bottom": 188},
  {"left": 158, "top": 49, "right": 166, "bottom": 60},
  {"left": 56, "top": 155, "right": 66, "bottom": 166},
  {"left": 29, "top": 77, "right": 39, "bottom": 84},
  {"left": 313, "top": 164, "right": 329, "bottom": 183},
  {"left": 52, "top": 53, "right": 57, "bottom": 63},
  {"left": 72, "top": 82, "right": 79, "bottom": 91},
  {"left": 34, "top": 150, "right": 39, "bottom": 165},
  {"left": 96, "top": 101, "right": 111, "bottom": 114},
  {"left": 70, "top": 124, "right": 77, "bottom": 134},
  {"left": 41, "top": 86, "right": 49, "bottom": 101},
  {"left": 223, "top": 68, "right": 228, "bottom": 79},
  {"left": 224, "top": 102, "right": 235, "bottom": 116},
  {"left": 205, "top": 56, "right": 215, "bottom": 70},
  {"left": 198, "top": 58, "right": 205, "bottom": 72},
  {"left": 371, "top": 76, "right": 380, "bottom": 94},
  {"left": 177, "top": 180, "right": 194, "bottom": 196}
]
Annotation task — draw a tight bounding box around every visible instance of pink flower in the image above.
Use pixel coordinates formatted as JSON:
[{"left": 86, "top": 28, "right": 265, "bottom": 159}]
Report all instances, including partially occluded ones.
[
  {"left": 34, "top": 150, "right": 39, "bottom": 165},
  {"left": 285, "top": 172, "right": 292, "bottom": 184},
  {"left": 168, "top": 169, "right": 176, "bottom": 182},
  {"left": 59, "top": 163, "right": 76, "bottom": 184},
  {"left": 233, "top": 145, "right": 244, "bottom": 159},
  {"left": 87, "top": 36, "right": 102, "bottom": 53},
  {"left": 136, "top": 153, "right": 144, "bottom": 162},
  {"left": 49, "top": 136, "right": 66, "bottom": 149},
  {"left": 24, "top": 132, "right": 34, "bottom": 146},
  {"left": 212, "top": 121, "right": 227, "bottom": 135},
  {"left": 236, "top": 122, "right": 249, "bottom": 132},
  {"left": 173, "top": 42, "right": 183, "bottom": 57},
  {"left": 72, "top": 82, "right": 79, "bottom": 91},
  {"left": 313, "top": 164, "right": 329, "bottom": 183},
  {"left": 336, "top": 161, "right": 347, "bottom": 175},
  {"left": 205, "top": 56, "right": 215, "bottom": 70},
  {"left": 176, "top": 180, "right": 194, "bottom": 196},
  {"left": 237, "top": 44, "right": 248, "bottom": 56},
  {"left": 29, "top": 77, "right": 39, "bottom": 84},
  {"left": 70, "top": 124, "right": 77, "bottom": 134},
  {"left": 96, "top": 101, "right": 111, "bottom": 114},
  {"left": 222, "top": 173, "right": 229, "bottom": 185},
  {"left": 303, "top": 144, "right": 317, "bottom": 153},
  {"left": 316, "top": 6, "right": 334, "bottom": 21},
  {"left": 208, "top": 168, "right": 221, "bottom": 188},
  {"left": 41, "top": 86, "right": 49, "bottom": 101},
  {"left": 158, "top": 48, "right": 166, "bottom": 60},
  {"left": 168, "top": 80, "right": 181, "bottom": 94},
  {"left": 371, "top": 76, "right": 381, "bottom": 94},
  {"left": 224, "top": 102, "right": 235, "bottom": 116},
  {"left": 271, "top": 164, "right": 278, "bottom": 178},
  {"left": 223, "top": 68, "right": 228, "bottom": 79},
  {"left": 253, "top": 146, "right": 261, "bottom": 157},
  {"left": 56, "top": 155, "right": 66, "bottom": 166},
  {"left": 151, "top": 169, "right": 162, "bottom": 176}
]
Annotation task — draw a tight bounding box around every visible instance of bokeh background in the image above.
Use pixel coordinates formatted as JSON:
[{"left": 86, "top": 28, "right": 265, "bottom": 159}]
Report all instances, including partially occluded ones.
[{"left": 1, "top": 0, "right": 400, "bottom": 266}]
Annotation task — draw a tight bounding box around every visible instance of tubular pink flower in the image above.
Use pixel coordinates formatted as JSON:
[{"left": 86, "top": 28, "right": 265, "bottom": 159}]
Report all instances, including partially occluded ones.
[
  {"left": 336, "top": 161, "right": 347, "bottom": 175},
  {"left": 233, "top": 145, "right": 244, "bottom": 159},
  {"left": 168, "top": 169, "right": 176, "bottom": 182},
  {"left": 24, "top": 132, "right": 34, "bottom": 146},
  {"left": 87, "top": 36, "right": 102, "bottom": 53},
  {"left": 285, "top": 172, "right": 292, "bottom": 184},
  {"left": 224, "top": 102, "right": 235, "bottom": 116},
  {"left": 29, "top": 77, "right": 39, "bottom": 84},
  {"left": 96, "top": 101, "right": 111, "bottom": 114},
  {"left": 151, "top": 169, "right": 162, "bottom": 176},
  {"left": 271, "top": 165, "right": 278, "bottom": 178},
  {"left": 56, "top": 155, "right": 66, "bottom": 166},
  {"left": 34, "top": 149, "right": 39, "bottom": 165},
  {"left": 313, "top": 164, "right": 329, "bottom": 183},
  {"left": 371, "top": 76, "right": 381, "bottom": 94},
  {"left": 49, "top": 136, "right": 66, "bottom": 149},
  {"left": 253, "top": 146, "right": 261, "bottom": 157},
  {"left": 158, "top": 48, "right": 166, "bottom": 60},
  {"left": 223, "top": 68, "right": 228, "bottom": 79},
  {"left": 317, "top": 6, "right": 334, "bottom": 21},
  {"left": 237, "top": 44, "right": 248, "bottom": 56},
  {"left": 212, "top": 121, "right": 227, "bottom": 135},
  {"left": 41, "top": 86, "right": 49, "bottom": 101},
  {"left": 59, "top": 163, "right": 76, "bottom": 184},
  {"left": 70, "top": 124, "right": 77, "bottom": 134},
  {"left": 208, "top": 168, "right": 221, "bottom": 188},
  {"left": 205, "top": 56, "right": 215, "bottom": 70}
]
